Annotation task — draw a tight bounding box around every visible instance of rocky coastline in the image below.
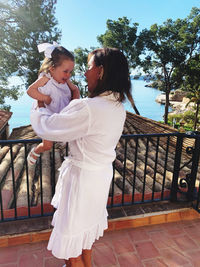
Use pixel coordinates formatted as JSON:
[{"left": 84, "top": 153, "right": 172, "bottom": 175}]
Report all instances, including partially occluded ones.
[{"left": 155, "top": 89, "right": 194, "bottom": 115}]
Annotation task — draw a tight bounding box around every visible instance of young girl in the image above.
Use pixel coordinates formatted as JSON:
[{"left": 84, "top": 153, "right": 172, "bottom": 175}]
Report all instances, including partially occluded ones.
[{"left": 27, "top": 42, "right": 80, "bottom": 165}]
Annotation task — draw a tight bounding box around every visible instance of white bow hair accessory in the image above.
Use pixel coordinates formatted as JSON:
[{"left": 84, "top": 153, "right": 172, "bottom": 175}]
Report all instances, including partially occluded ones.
[{"left": 37, "top": 41, "right": 59, "bottom": 58}]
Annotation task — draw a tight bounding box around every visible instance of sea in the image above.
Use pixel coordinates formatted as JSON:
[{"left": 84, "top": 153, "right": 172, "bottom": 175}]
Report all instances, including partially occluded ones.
[{"left": 6, "top": 79, "right": 169, "bottom": 133}]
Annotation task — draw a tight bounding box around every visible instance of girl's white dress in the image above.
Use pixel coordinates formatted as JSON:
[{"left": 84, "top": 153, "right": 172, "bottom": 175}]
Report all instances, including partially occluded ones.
[
  {"left": 32, "top": 72, "right": 71, "bottom": 114},
  {"left": 30, "top": 93, "right": 126, "bottom": 260}
]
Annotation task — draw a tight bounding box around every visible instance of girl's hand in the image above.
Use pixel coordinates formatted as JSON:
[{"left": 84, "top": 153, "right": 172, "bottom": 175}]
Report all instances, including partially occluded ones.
[
  {"left": 72, "top": 88, "right": 80, "bottom": 100},
  {"left": 67, "top": 79, "right": 80, "bottom": 99},
  {"left": 38, "top": 100, "right": 45, "bottom": 108}
]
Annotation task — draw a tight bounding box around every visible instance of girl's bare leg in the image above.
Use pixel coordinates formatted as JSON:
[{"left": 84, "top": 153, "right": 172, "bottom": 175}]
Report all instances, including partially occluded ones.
[
  {"left": 65, "top": 255, "right": 84, "bottom": 267},
  {"left": 64, "top": 259, "right": 71, "bottom": 267},
  {"left": 29, "top": 140, "right": 53, "bottom": 160},
  {"left": 82, "top": 249, "right": 92, "bottom": 267}
]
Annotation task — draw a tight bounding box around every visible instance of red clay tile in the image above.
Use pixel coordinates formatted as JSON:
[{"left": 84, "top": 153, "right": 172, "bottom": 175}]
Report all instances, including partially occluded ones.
[
  {"left": 93, "top": 243, "right": 117, "bottom": 266},
  {"left": 143, "top": 258, "right": 168, "bottom": 267},
  {"left": 144, "top": 224, "right": 165, "bottom": 234},
  {"left": 188, "top": 234, "right": 200, "bottom": 245},
  {"left": 183, "top": 224, "right": 200, "bottom": 236},
  {"left": 180, "top": 219, "right": 196, "bottom": 227},
  {"left": 0, "top": 246, "right": 19, "bottom": 264},
  {"left": 135, "top": 241, "right": 160, "bottom": 260},
  {"left": 173, "top": 235, "right": 198, "bottom": 251},
  {"left": 150, "top": 231, "right": 177, "bottom": 249},
  {"left": 162, "top": 222, "right": 184, "bottom": 236},
  {"left": 107, "top": 229, "right": 129, "bottom": 240},
  {"left": 186, "top": 250, "right": 200, "bottom": 267},
  {"left": 0, "top": 264, "right": 18, "bottom": 267},
  {"left": 17, "top": 240, "right": 47, "bottom": 254},
  {"left": 111, "top": 236, "right": 135, "bottom": 254},
  {"left": 159, "top": 247, "right": 190, "bottom": 266},
  {"left": 18, "top": 250, "right": 44, "bottom": 267},
  {"left": 118, "top": 252, "right": 143, "bottom": 267},
  {"left": 127, "top": 228, "right": 150, "bottom": 243},
  {"left": 2, "top": 217, "right": 200, "bottom": 266},
  {"left": 44, "top": 256, "right": 64, "bottom": 267},
  {"left": 192, "top": 218, "right": 200, "bottom": 227}
]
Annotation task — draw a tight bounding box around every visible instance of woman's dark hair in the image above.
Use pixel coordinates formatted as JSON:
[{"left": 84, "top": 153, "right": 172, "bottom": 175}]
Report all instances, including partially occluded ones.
[
  {"left": 88, "top": 48, "right": 134, "bottom": 106},
  {"left": 39, "top": 46, "right": 74, "bottom": 74}
]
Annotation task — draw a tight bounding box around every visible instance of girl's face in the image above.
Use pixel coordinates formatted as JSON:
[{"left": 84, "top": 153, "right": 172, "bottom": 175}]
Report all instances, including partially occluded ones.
[
  {"left": 50, "top": 59, "right": 74, "bottom": 84},
  {"left": 85, "top": 55, "right": 101, "bottom": 92}
]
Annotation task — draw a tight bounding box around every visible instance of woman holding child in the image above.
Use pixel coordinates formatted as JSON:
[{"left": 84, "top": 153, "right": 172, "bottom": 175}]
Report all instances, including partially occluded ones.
[{"left": 31, "top": 46, "right": 134, "bottom": 267}]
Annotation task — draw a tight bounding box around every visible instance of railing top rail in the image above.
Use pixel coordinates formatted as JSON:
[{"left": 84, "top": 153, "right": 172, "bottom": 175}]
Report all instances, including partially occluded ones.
[
  {"left": 0, "top": 138, "right": 42, "bottom": 145},
  {"left": 1, "top": 131, "right": 200, "bottom": 145},
  {"left": 121, "top": 132, "right": 200, "bottom": 139}
]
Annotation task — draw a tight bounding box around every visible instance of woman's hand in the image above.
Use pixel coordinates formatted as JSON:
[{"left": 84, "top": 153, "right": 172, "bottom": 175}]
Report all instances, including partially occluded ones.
[
  {"left": 39, "top": 76, "right": 50, "bottom": 86},
  {"left": 44, "top": 95, "right": 52, "bottom": 105}
]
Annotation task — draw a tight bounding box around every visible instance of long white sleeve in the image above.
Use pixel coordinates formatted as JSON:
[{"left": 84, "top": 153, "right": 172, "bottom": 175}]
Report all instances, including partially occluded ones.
[{"left": 30, "top": 99, "right": 90, "bottom": 142}]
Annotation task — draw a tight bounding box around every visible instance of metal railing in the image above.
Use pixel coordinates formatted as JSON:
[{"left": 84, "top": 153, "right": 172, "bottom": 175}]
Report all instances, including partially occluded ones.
[{"left": 1, "top": 131, "right": 200, "bottom": 222}]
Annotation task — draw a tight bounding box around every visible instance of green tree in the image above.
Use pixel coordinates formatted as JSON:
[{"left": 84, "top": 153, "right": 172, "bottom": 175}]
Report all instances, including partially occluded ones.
[
  {"left": 97, "top": 17, "right": 140, "bottom": 114},
  {"left": 72, "top": 47, "right": 90, "bottom": 98},
  {"left": 97, "top": 17, "right": 140, "bottom": 69},
  {"left": 139, "top": 7, "right": 200, "bottom": 124},
  {"left": 0, "top": 0, "right": 61, "bottom": 110},
  {"left": 181, "top": 54, "right": 200, "bottom": 130}
]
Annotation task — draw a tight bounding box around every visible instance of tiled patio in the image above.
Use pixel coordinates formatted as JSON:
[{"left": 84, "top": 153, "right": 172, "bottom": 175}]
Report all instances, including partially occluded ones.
[{"left": 1, "top": 218, "right": 200, "bottom": 267}]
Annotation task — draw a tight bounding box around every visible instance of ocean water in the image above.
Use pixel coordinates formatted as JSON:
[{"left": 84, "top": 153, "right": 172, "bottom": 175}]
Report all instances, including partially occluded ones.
[
  {"left": 6, "top": 79, "right": 167, "bottom": 132},
  {"left": 127, "top": 79, "right": 170, "bottom": 121}
]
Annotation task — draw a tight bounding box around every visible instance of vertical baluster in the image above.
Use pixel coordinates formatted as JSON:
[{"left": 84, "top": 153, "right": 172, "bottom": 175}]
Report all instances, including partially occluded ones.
[
  {"left": 0, "top": 184, "right": 4, "bottom": 221},
  {"left": 10, "top": 144, "right": 17, "bottom": 218},
  {"left": 132, "top": 136, "right": 138, "bottom": 204},
  {"left": 51, "top": 143, "right": 55, "bottom": 197},
  {"left": 24, "top": 143, "right": 31, "bottom": 217},
  {"left": 66, "top": 143, "right": 68, "bottom": 157},
  {"left": 195, "top": 176, "right": 200, "bottom": 211},
  {"left": 187, "top": 135, "right": 200, "bottom": 201},
  {"left": 39, "top": 155, "right": 43, "bottom": 216},
  {"left": 122, "top": 139, "right": 128, "bottom": 205},
  {"left": 152, "top": 137, "right": 159, "bottom": 201},
  {"left": 142, "top": 138, "right": 149, "bottom": 202},
  {"left": 161, "top": 136, "right": 170, "bottom": 200},
  {"left": 111, "top": 161, "right": 115, "bottom": 207},
  {"left": 170, "top": 133, "right": 184, "bottom": 201}
]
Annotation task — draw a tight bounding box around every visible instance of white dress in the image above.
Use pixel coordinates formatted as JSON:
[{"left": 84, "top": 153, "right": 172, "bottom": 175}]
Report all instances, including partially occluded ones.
[
  {"left": 32, "top": 72, "right": 71, "bottom": 114},
  {"left": 30, "top": 93, "right": 126, "bottom": 260}
]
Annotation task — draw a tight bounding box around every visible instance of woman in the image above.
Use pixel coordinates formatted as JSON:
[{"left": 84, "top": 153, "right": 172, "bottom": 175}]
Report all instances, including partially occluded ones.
[{"left": 30, "top": 47, "right": 134, "bottom": 267}]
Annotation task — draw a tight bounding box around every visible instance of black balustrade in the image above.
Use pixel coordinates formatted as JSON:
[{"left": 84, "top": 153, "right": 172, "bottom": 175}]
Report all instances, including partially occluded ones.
[{"left": 1, "top": 131, "right": 200, "bottom": 223}]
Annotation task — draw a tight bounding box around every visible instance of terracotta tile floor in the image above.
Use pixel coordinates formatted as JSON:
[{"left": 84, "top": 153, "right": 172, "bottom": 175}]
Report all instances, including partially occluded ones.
[{"left": 1, "top": 219, "right": 200, "bottom": 267}]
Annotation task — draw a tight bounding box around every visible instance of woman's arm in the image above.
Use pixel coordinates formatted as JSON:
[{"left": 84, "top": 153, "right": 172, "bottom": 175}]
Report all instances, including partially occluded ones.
[
  {"left": 30, "top": 100, "right": 90, "bottom": 143},
  {"left": 67, "top": 79, "right": 80, "bottom": 100},
  {"left": 27, "top": 76, "right": 52, "bottom": 105}
]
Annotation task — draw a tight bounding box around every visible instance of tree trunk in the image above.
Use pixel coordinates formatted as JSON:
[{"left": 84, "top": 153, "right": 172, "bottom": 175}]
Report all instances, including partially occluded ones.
[
  {"left": 194, "top": 103, "right": 199, "bottom": 130},
  {"left": 132, "top": 103, "right": 140, "bottom": 115},
  {"left": 164, "top": 89, "right": 170, "bottom": 124}
]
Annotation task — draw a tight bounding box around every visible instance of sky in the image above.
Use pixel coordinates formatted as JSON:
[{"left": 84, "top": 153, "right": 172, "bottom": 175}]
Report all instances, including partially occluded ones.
[{"left": 55, "top": 0, "right": 200, "bottom": 51}]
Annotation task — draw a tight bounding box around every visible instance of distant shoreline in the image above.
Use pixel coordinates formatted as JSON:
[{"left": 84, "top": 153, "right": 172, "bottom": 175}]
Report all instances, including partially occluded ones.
[{"left": 8, "top": 79, "right": 167, "bottom": 132}]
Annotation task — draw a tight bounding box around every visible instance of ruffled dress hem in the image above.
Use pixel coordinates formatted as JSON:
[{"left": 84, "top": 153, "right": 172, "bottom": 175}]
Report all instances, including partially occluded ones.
[{"left": 47, "top": 215, "right": 108, "bottom": 260}]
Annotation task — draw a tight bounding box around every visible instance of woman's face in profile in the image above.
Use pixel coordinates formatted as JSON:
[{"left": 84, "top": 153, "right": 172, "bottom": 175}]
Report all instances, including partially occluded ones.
[{"left": 85, "top": 55, "right": 100, "bottom": 93}]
